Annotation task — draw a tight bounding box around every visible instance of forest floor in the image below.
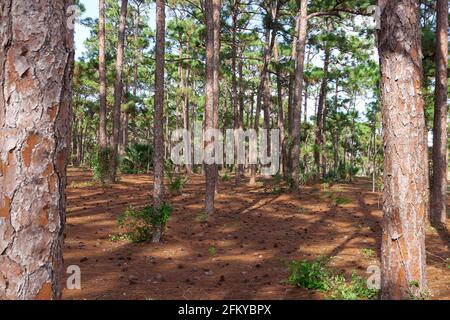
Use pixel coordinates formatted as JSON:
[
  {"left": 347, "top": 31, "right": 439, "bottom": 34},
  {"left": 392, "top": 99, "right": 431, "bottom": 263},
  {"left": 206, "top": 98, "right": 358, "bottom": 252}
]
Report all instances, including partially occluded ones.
[{"left": 62, "top": 168, "right": 450, "bottom": 300}]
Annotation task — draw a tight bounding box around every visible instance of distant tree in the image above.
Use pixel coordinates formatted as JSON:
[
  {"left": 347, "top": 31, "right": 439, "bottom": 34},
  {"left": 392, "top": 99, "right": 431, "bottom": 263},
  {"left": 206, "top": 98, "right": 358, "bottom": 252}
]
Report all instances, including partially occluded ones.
[
  {"left": 111, "top": 0, "right": 129, "bottom": 182},
  {"left": 98, "top": 0, "right": 109, "bottom": 182},
  {"left": 431, "top": 0, "right": 448, "bottom": 224}
]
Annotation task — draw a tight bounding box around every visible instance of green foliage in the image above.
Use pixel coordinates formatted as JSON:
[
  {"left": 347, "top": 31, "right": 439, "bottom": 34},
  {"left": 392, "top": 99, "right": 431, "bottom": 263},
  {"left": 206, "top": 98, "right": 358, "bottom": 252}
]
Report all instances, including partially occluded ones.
[
  {"left": 288, "top": 258, "right": 332, "bottom": 292},
  {"left": 288, "top": 258, "right": 379, "bottom": 300},
  {"left": 117, "top": 203, "right": 173, "bottom": 243},
  {"left": 208, "top": 246, "right": 217, "bottom": 256},
  {"left": 118, "top": 206, "right": 153, "bottom": 242},
  {"left": 152, "top": 203, "right": 173, "bottom": 229},
  {"left": 265, "top": 173, "right": 287, "bottom": 194},
  {"left": 166, "top": 170, "right": 188, "bottom": 194},
  {"left": 92, "top": 147, "right": 112, "bottom": 184},
  {"left": 330, "top": 273, "right": 379, "bottom": 300},
  {"left": 221, "top": 172, "right": 230, "bottom": 182},
  {"left": 196, "top": 212, "right": 209, "bottom": 224},
  {"left": 361, "top": 248, "right": 375, "bottom": 259},
  {"left": 408, "top": 281, "right": 431, "bottom": 300},
  {"left": 120, "top": 143, "right": 153, "bottom": 174},
  {"left": 333, "top": 195, "right": 351, "bottom": 205}
]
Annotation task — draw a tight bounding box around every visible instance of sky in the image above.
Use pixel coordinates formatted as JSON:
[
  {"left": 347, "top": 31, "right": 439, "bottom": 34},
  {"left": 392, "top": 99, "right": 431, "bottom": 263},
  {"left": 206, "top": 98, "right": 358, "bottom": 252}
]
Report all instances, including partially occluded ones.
[
  {"left": 73, "top": 1, "right": 381, "bottom": 125},
  {"left": 75, "top": 0, "right": 155, "bottom": 60},
  {"left": 75, "top": 0, "right": 98, "bottom": 60}
]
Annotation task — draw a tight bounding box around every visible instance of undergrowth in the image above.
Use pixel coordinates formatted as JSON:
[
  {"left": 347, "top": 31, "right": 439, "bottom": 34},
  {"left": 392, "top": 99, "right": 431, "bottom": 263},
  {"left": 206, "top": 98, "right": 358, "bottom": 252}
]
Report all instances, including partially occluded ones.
[
  {"left": 288, "top": 257, "right": 379, "bottom": 300},
  {"left": 117, "top": 203, "right": 173, "bottom": 243}
]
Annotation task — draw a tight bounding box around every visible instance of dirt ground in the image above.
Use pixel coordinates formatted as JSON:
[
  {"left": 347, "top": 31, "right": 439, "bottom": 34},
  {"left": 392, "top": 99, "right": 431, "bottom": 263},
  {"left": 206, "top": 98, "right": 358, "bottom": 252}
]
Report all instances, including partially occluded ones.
[{"left": 62, "top": 168, "right": 450, "bottom": 300}]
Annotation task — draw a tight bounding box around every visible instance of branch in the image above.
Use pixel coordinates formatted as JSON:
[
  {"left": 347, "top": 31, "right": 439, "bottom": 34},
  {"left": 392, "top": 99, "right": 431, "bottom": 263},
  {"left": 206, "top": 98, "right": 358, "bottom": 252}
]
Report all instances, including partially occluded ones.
[{"left": 308, "top": 8, "right": 372, "bottom": 19}]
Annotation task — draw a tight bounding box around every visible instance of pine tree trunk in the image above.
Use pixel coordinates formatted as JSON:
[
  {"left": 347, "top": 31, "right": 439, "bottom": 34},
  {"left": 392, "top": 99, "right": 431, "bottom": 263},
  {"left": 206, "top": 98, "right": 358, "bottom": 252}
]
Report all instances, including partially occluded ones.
[
  {"left": 378, "top": 0, "right": 428, "bottom": 299},
  {"left": 275, "top": 39, "right": 285, "bottom": 176},
  {"left": 250, "top": 3, "right": 278, "bottom": 184},
  {"left": 183, "top": 67, "right": 192, "bottom": 174},
  {"left": 314, "top": 42, "right": 330, "bottom": 180},
  {"left": 98, "top": 0, "right": 108, "bottom": 181},
  {"left": 232, "top": 0, "right": 242, "bottom": 185},
  {"left": 0, "top": 0, "right": 74, "bottom": 299},
  {"left": 204, "top": 0, "right": 220, "bottom": 215},
  {"left": 431, "top": 0, "right": 448, "bottom": 224},
  {"left": 237, "top": 43, "right": 245, "bottom": 181},
  {"left": 212, "top": 0, "right": 220, "bottom": 195},
  {"left": 110, "top": 0, "right": 128, "bottom": 182},
  {"left": 290, "top": 0, "right": 308, "bottom": 191},
  {"left": 98, "top": 0, "right": 108, "bottom": 149},
  {"left": 152, "top": 0, "right": 166, "bottom": 242}
]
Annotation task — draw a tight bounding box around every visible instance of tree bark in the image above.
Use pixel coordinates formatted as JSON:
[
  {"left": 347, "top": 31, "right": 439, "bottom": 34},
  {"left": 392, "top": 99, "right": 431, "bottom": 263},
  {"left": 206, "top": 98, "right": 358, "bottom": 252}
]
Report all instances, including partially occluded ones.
[
  {"left": 98, "top": 0, "right": 108, "bottom": 181},
  {"left": 231, "top": 0, "right": 243, "bottom": 185},
  {"left": 98, "top": 0, "right": 108, "bottom": 150},
  {"left": 182, "top": 67, "right": 192, "bottom": 173},
  {"left": 290, "top": 0, "right": 308, "bottom": 191},
  {"left": 275, "top": 38, "right": 285, "bottom": 176},
  {"left": 204, "top": 0, "right": 220, "bottom": 215},
  {"left": 431, "top": 0, "right": 448, "bottom": 224},
  {"left": 237, "top": 43, "right": 245, "bottom": 181},
  {"left": 314, "top": 34, "right": 330, "bottom": 180},
  {"left": 0, "top": 0, "right": 74, "bottom": 299},
  {"left": 378, "top": 0, "right": 428, "bottom": 299},
  {"left": 110, "top": 0, "right": 128, "bottom": 182},
  {"left": 152, "top": 0, "right": 166, "bottom": 242}
]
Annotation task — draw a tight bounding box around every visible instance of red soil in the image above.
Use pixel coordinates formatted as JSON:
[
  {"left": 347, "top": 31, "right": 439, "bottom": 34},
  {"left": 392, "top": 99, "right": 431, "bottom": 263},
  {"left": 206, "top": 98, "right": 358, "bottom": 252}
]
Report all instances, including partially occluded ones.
[{"left": 62, "top": 168, "right": 450, "bottom": 300}]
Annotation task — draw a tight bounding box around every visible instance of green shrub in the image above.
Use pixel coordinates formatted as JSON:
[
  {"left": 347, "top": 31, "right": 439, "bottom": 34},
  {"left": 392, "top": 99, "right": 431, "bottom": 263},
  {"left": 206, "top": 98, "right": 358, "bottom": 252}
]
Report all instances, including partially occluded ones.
[
  {"left": 221, "top": 172, "right": 230, "bottom": 182},
  {"left": 361, "top": 248, "right": 375, "bottom": 259},
  {"left": 196, "top": 212, "right": 209, "bottom": 224},
  {"left": 333, "top": 195, "right": 351, "bottom": 205},
  {"left": 117, "top": 203, "right": 173, "bottom": 243},
  {"left": 288, "top": 257, "right": 379, "bottom": 300},
  {"left": 330, "top": 273, "right": 379, "bottom": 300},
  {"left": 151, "top": 202, "right": 173, "bottom": 229},
  {"left": 208, "top": 246, "right": 217, "bottom": 256},
  {"left": 288, "top": 258, "right": 332, "bottom": 292},
  {"left": 166, "top": 171, "right": 188, "bottom": 194},
  {"left": 120, "top": 143, "right": 153, "bottom": 174},
  {"left": 92, "top": 147, "right": 112, "bottom": 184}
]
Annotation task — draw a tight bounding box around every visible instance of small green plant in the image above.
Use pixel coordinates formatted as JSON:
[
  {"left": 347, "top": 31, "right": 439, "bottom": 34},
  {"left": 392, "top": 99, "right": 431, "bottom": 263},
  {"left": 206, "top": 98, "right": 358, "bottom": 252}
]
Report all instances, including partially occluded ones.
[
  {"left": 265, "top": 173, "right": 286, "bottom": 194},
  {"left": 118, "top": 206, "right": 153, "bottom": 242},
  {"left": 288, "top": 258, "right": 332, "bottom": 292},
  {"left": 331, "top": 273, "right": 379, "bottom": 300},
  {"left": 167, "top": 171, "right": 188, "bottom": 194},
  {"left": 108, "top": 233, "right": 128, "bottom": 242},
  {"left": 333, "top": 195, "right": 351, "bottom": 205},
  {"left": 151, "top": 203, "right": 173, "bottom": 229},
  {"left": 117, "top": 203, "right": 173, "bottom": 243},
  {"left": 407, "top": 281, "right": 431, "bottom": 300},
  {"left": 208, "top": 246, "right": 217, "bottom": 256},
  {"left": 196, "top": 212, "right": 209, "bottom": 224},
  {"left": 288, "top": 257, "right": 379, "bottom": 300},
  {"left": 221, "top": 172, "right": 230, "bottom": 181},
  {"left": 120, "top": 143, "right": 153, "bottom": 174},
  {"left": 69, "top": 181, "right": 95, "bottom": 189},
  {"left": 361, "top": 248, "right": 375, "bottom": 259},
  {"left": 271, "top": 185, "right": 284, "bottom": 195}
]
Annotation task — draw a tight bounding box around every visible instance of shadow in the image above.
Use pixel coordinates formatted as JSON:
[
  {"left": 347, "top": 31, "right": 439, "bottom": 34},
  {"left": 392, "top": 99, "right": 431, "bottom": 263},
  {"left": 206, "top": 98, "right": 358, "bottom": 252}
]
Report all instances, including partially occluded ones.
[{"left": 62, "top": 170, "right": 450, "bottom": 300}]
